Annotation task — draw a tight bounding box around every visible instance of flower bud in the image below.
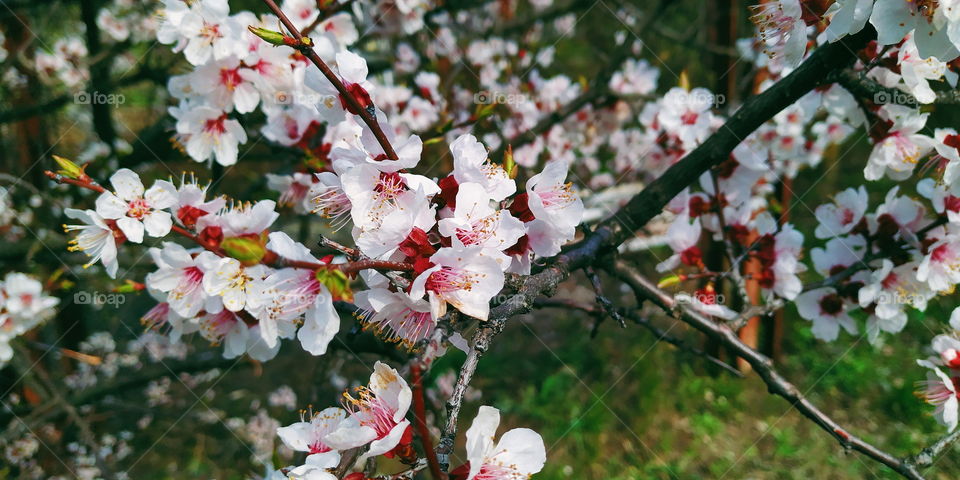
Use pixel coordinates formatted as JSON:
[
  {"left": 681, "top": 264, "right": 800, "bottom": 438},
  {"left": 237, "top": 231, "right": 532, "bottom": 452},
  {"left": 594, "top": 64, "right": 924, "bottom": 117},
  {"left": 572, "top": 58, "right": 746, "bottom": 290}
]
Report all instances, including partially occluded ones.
[
  {"left": 247, "top": 25, "right": 286, "bottom": 46},
  {"left": 315, "top": 268, "right": 353, "bottom": 302},
  {"left": 113, "top": 280, "right": 145, "bottom": 293},
  {"left": 52, "top": 155, "right": 86, "bottom": 180},
  {"left": 657, "top": 274, "right": 681, "bottom": 289},
  {"left": 220, "top": 232, "right": 268, "bottom": 265},
  {"left": 503, "top": 144, "right": 517, "bottom": 179}
]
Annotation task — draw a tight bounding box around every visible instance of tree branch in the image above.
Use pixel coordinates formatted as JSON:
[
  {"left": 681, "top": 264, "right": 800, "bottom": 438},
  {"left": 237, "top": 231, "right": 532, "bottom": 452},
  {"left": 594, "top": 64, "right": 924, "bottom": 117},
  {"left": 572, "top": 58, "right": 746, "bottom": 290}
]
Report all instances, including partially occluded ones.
[
  {"left": 832, "top": 68, "right": 960, "bottom": 106},
  {"left": 533, "top": 298, "right": 742, "bottom": 377},
  {"left": 609, "top": 259, "right": 925, "bottom": 480},
  {"left": 905, "top": 428, "right": 960, "bottom": 471}
]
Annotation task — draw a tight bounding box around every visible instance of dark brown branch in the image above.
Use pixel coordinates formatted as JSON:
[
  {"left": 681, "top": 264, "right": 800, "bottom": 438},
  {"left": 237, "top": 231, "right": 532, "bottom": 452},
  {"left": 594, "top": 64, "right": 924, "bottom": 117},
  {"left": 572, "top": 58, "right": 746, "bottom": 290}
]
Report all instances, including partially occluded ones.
[
  {"left": 589, "top": 27, "right": 874, "bottom": 252},
  {"left": 832, "top": 68, "right": 960, "bottom": 106},
  {"left": 609, "top": 259, "right": 925, "bottom": 480},
  {"left": 585, "top": 266, "right": 627, "bottom": 328},
  {"left": 533, "top": 298, "right": 742, "bottom": 377}
]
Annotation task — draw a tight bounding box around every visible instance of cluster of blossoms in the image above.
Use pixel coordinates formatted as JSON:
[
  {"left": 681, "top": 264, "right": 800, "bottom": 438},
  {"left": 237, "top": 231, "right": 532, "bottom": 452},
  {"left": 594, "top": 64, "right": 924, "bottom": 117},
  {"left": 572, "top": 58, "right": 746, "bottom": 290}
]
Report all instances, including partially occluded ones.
[
  {"left": 651, "top": 79, "right": 867, "bottom": 320},
  {"left": 273, "top": 362, "right": 545, "bottom": 479},
  {"left": 62, "top": 121, "right": 583, "bottom": 359},
  {"left": 49, "top": 1, "right": 590, "bottom": 475},
  {"left": 157, "top": 0, "right": 446, "bottom": 167},
  {"left": 0, "top": 272, "right": 59, "bottom": 366},
  {"left": 751, "top": 0, "right": 960, "bottom": 74},
  {"left": 34, "top": 37, "right": 90, "bottom": 89}
]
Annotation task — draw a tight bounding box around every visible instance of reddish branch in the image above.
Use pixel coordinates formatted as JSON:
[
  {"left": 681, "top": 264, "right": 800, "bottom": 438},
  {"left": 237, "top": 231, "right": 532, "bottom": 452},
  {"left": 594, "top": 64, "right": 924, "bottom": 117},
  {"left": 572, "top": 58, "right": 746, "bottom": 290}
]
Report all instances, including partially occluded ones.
[
  {"left": 45, "top": 170, "right": 105, "bottom": 193},
  {"left": 339, "top": 259, "right": 414, "bottom": 275},
  {"left": 259, "top": 0, "right": 398, "bottom": 160},
  {"left": 410, "top": 363, "right": 445, "bottom": 480}
]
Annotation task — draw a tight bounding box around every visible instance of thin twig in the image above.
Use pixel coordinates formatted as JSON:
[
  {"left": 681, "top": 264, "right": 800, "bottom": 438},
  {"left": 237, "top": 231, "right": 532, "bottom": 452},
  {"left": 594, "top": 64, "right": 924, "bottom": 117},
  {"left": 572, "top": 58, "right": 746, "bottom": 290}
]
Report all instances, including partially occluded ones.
[
  {"left": 585, "top": 266, "right": 627, "bottom": 328},
  {"left": 533, "top": 298, "right": 742, "bottom": 377},
  {"left": 610, "top": 259, "right": 925, "bottom": 480},
  {"left": 906, "top": 428, "right": 960, "bottom": 470}
]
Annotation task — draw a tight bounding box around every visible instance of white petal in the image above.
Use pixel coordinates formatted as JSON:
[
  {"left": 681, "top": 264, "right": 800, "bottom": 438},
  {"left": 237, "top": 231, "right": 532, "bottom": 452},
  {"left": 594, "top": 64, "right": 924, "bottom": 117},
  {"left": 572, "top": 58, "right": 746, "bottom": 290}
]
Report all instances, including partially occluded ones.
[
  {"left": 117, "top": 217, "right": 144, "bottom": 243},
  {"left": 298, "top": 289, "right": 340, "bottom": 356},
  {"left": 143, "top": 211, "right": 173, "bottom": 237},
  {"left": 109, "top": 168, "right": 145, "bottom": 201},
  {"left": 95, "top": 193, "right": 128, "bottom": 219},
  {"left": 492, "top": 428, "right": 546, "bottom": 476},
  {"left": 466, "top": 406, "right": 499, "bottom": 480}
]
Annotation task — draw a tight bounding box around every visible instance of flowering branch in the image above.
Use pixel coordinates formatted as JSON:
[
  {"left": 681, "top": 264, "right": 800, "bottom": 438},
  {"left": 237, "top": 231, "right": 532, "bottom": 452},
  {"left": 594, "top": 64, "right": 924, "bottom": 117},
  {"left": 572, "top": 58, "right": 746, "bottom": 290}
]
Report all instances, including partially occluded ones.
[
  {"left": 299, "top": 0, "right": 358, "bottom": 36},
  {"left": 44, "top": 168, "right": 414, "bottom": 274},
  {"left": 258, "top": 0, "right": 399, "bottom": 160},
  {"left": 802, "top": 216, "right": 947, "bottom": 293}
]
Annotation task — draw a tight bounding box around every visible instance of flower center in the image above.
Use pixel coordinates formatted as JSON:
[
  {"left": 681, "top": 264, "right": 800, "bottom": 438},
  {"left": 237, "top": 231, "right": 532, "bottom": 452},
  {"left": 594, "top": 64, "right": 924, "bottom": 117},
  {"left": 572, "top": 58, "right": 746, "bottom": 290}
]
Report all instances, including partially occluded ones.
[
  {"left": 200, "top": 21, "right": 222, "bottom": 42},
  {"left": 818, "top": 293, "right": 844, "bottom": 316},
  {"left": 200, "top": 310, "right": 240, "bottom": 345},
  {"left": 474, "top": 462, "right": 520, "bottom": 480},
  {"left": 538, "top": 182, "right": 576, "bottom": 209},
  {"left": 219, "top": 67, "right": 242, "bottom": 91},
  {"left": 342, "top": 386, "right": 397, "bottom": 439},
  {"left": 425, "top": 267, "right": 476, "bottom": 293},
  {"left": 456, "top": 214, "right": 498, "bottom": 246},
  {"left": 127, "top": 198, "right": 151, "bottom": 219},
  {"left": 204, "top": 115, "right": 227, "bottom": 135}
]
